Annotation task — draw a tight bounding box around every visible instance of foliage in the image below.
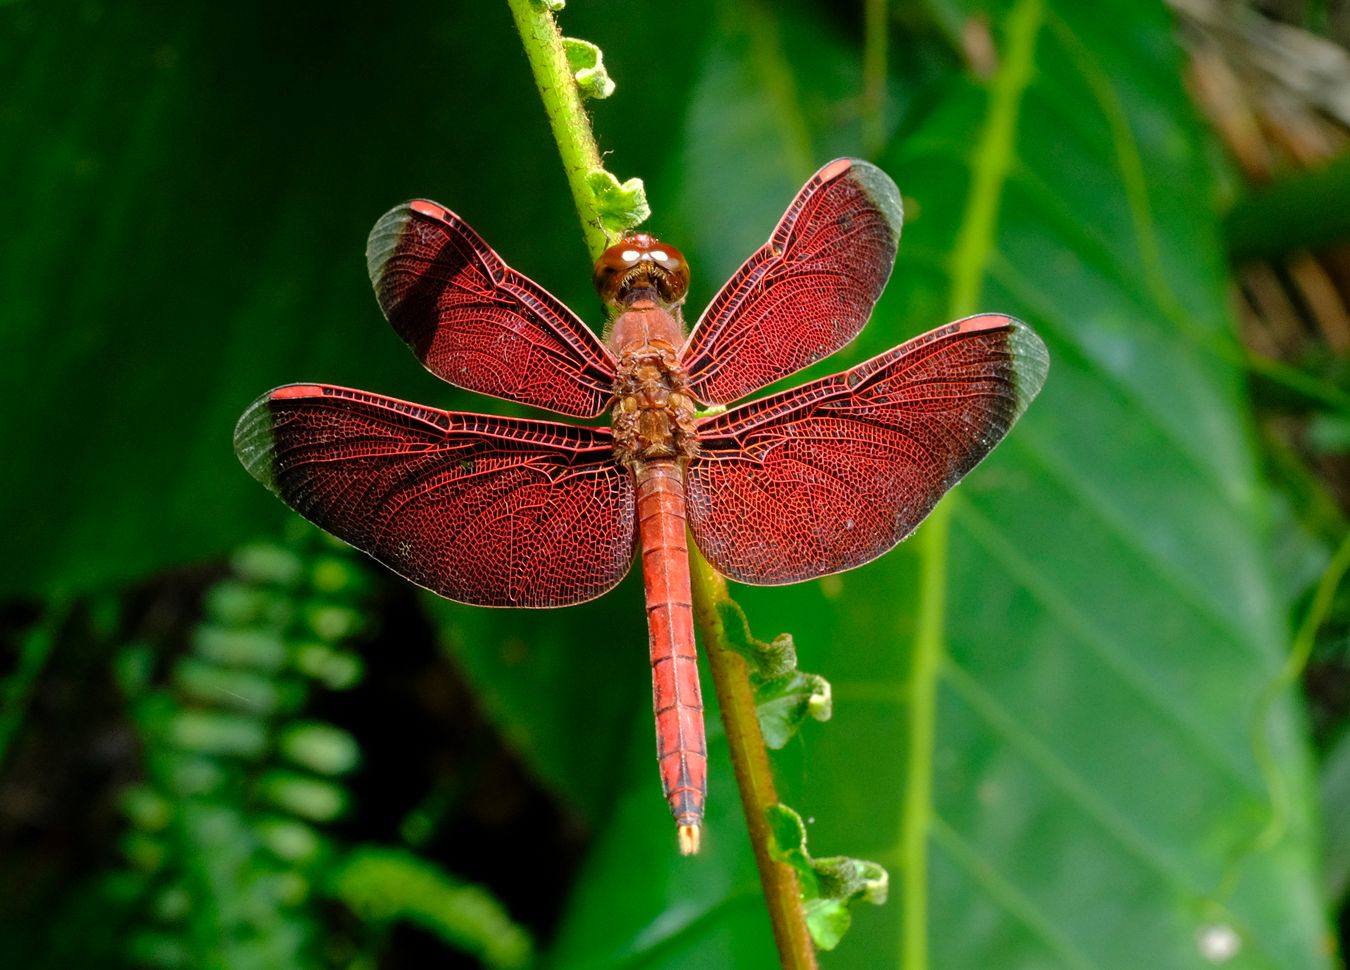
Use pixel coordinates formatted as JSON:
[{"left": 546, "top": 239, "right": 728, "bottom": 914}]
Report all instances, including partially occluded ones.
[
  {"left": 563, "top": 38, "right": 617, "bottom": 101},
  {"left": 1, "top": 0, "right": 1346, "bottom": 968},
  {"left": 8, "top": 526, "right": 532, "bottom": 969},
  {"left": 111, "top": 530, "right": 365, "bottom": 968},
  {"left": 330, "top": 846, "right": 532, "bottom": 970},
  {"left": 1225, "top": 152, "right": 1350, "bottom": 261},
  {"left": 710, "top": 597, "right": 831, "bottom": 751},
  {"left": 765, "top": 803, "right": 888, "bottom": 951}
]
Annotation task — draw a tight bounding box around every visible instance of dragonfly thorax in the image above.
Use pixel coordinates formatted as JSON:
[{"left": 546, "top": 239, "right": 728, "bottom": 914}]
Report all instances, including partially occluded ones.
[{"left": 611, "top": 327, "right": 698, "bottom": 466}]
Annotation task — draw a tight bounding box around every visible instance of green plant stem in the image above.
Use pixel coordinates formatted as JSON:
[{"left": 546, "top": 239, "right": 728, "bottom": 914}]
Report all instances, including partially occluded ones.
[
  {"left": 1243, "top": 348, "right": 1350, "bottom": 416},
  {"left": 508, "top": 5, "right": 815, "bottom": 961},
  {"left": 1248, "top": 528, "right": 1350, "bottom": 858},
  {"left": 1211, "top": 525, "right": 1350, "bottom": 902},
  {"left": 692, "top": 552, "right": 818, "bottom": 970},
  {"left": 505, "top": 0, "right": 609, "bottom": 259},
  {"left": 901, "top": 4, "right": 1042, "bottom": 965},
  {"left": 900, "top": 501, "right": 948, "bottom": 970}
]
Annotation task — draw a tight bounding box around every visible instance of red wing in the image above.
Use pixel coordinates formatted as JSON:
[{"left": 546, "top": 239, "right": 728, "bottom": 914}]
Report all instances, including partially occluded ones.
[
  {"left": 367, "top": 201, "right": 618, "bottom": 418},
  {"left": 679, "top": 158, "right": 903, "bottom": 406},
  {"left": 234, "top": 384, "right": 635, "bottom": 607},
  {"left": 686, "top": 315, "right": 1048, "bottom": 585}
]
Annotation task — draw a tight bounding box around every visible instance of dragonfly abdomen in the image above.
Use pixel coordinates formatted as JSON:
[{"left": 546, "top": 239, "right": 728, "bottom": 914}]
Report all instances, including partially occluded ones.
[{"left": 634, "top": 459, "right": 706, "bottom": 854}]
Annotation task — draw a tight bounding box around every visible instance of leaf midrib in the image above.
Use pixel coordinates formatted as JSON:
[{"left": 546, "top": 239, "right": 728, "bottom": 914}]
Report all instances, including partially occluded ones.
[{"left": 898, "top": 2, "right": 1046, "bottom": 968}]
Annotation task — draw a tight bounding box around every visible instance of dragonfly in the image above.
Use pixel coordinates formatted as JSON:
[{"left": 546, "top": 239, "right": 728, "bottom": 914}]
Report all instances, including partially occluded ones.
[{"left": 234, "top": 158, "right": 1049, "bottom": 854}]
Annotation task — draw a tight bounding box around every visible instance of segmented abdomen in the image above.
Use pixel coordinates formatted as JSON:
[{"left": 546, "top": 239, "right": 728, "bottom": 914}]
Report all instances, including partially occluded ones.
[{"left": 634, "top": 460, "right": 706, "bottom": 841}]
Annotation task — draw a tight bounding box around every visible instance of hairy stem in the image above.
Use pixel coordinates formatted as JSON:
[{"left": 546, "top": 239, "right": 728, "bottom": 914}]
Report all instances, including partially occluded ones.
[
  {"left": 508, "top": 4, "right": 814, "bottom": 961},
  {"left": 692, "top": 552, "right": 817, "bottom": 970},
  {"left": 505, "top": 0, "right": 609, "bottom": 259}
]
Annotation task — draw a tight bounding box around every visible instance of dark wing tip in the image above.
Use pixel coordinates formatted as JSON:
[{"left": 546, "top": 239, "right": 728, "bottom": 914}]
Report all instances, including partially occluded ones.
[
  {"left": 233, "top": 390, "right": 282, "bottom": 491},
  {"left": 366, "top": 200, "right": 458, "bottom": 283},
  {"left": 1002, "top": 316, "right": 1050, "bottom": 417},
  {"left": 233, "top": 384, "right": 331, "bottom": 493},
  {"left": 365, "top": 202, "right": 418, "bottom": 295},
  {"left": 949, "top": 313, "right": 1050, "bottom": 417},
  {"left": 822, "top": 157, "right": 904, "bottom": 243}
]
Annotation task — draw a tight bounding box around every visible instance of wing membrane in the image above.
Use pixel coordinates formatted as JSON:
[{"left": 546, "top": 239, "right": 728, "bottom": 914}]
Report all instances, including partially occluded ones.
[
  {"left": 235, "top": 384, "right": 634, "bottom": 606},
  {"left": 679, "top": 158, "right": 903, "bottom": 406},
  {"left": 686, "top": 315, "right": 1048, "bottom": 585},
  {"left": 367, "top": 201, "right": 617, "bottom": 417}
]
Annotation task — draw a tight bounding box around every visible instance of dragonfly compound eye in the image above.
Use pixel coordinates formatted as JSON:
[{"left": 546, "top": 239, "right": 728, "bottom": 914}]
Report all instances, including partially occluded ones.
[{"left": 593, "top": 234, "right": 690, "bottom": 307}]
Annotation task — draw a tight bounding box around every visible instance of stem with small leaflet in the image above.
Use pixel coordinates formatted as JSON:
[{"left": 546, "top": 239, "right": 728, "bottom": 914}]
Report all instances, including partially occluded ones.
[
  {"left": 505, "top": 0, "right": 609, "bottom": 259},
  {"left": 692, "top": 552, "right": 818, "bottom": 970},
  {"left": 507, "top": 4, "right": 817, "bottom": 967}
]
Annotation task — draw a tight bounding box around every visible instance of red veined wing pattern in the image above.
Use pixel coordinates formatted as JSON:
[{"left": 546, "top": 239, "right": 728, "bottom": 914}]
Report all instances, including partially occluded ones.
[
  {"left": 234, "top": 384, "right": 635, "bottom": 607},
  {"left": 685, "top": 314, "right": 1049, "bottom": 585},
  {"left": 679, "top": 158, "right": 903, "bottom": 407},
  {"left": 236, "top": 158, "right": 1050, "bottom": 854},
  {"left": 367, "top": 200, "right": 618, "bottom": 418}
]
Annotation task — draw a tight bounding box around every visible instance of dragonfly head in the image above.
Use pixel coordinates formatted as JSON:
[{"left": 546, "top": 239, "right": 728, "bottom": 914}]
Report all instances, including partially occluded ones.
[{"left": 593, "top": 234, "right": 690, "bottom": 310}]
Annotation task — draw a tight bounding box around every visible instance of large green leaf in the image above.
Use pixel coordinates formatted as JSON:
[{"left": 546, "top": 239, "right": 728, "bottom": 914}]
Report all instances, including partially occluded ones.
[
  {"left": 5, "top": 0, "right": 1329, "bottom": 966},
  {"left": 540, "top": 1, "right": 1331, "bottom": 967},
  {"left": 0, "top": 0, "right": 720, "bottom": 835},
  {"left": 0, "top": 0, "right": 700, "bottom": 597}
]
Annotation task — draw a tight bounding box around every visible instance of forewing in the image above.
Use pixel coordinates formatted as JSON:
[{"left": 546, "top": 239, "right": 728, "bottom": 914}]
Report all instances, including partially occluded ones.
[
  {"left": 679, "top": 158, "right": 903, "bottom": 406},
  {"left": 367, "top": 201, "right": 617, "bottom": 418},
  {"left": 234, "top": 384, "right": 635, "bottom": 607},
  {"left": 686, "top": 315, "right": 1048, "bottom": 585}
]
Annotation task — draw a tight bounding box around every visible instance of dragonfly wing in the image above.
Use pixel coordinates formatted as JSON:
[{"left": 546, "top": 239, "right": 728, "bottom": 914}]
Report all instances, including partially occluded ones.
[
  {"left": 368, "top": 201, "right": 618, "bottom": 418},
  {"left": 679, "top": 158, "right": 903, "bottom": 406},
  {"left": 235, "top": 384, "right": 635, "bottom": 606},
  {"left": 686, "top": 315, "right": 1048, "bottom": 585}
]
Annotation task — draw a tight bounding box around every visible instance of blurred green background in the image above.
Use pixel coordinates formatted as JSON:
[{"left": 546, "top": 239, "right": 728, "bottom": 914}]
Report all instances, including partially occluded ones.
[{"left": 4, "top": 0, "right": 1350, "bottom": 967}]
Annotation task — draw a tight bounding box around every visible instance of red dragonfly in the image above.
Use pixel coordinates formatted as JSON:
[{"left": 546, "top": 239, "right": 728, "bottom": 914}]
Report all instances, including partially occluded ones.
[{"left": 235, "top": 158, "right": 1048, "bottom": 854}]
